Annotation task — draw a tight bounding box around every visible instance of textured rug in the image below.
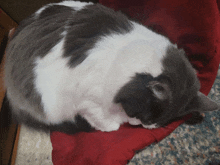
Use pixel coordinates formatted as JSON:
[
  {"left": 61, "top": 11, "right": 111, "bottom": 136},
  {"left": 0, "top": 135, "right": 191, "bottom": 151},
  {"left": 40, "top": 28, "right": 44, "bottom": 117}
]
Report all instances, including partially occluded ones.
[{"left": 128, "top": 66, "right": 220, "bottom": 165}]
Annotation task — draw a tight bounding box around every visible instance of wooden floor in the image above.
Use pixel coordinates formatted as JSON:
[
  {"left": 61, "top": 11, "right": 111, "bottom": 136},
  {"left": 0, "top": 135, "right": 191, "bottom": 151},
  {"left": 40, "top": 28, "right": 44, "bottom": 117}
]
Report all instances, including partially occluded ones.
[{"left": 0, "top": 9, "right": 18, "bottom": 165}]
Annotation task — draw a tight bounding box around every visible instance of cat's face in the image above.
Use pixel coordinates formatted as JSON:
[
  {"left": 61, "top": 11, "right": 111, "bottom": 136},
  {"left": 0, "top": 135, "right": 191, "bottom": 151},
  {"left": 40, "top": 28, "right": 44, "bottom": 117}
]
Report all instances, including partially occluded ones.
[{"left": 114, "top": 46, "right": 220, "bottom": 128}]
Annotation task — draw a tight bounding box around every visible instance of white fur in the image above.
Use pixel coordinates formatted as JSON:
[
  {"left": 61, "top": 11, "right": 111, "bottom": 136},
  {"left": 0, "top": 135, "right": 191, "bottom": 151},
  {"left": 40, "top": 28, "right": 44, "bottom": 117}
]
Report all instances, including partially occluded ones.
[
  {"left": 35, "top": 0, "right": 93, "bottom": 17},
  {"left": 35, "top": 5, "right": 51, "bottom": 15},
  {"left": 61, "top": 31, "right": 67, "bottom": 36},
  {"left": 57, "top": 0, "right": 93, "bottom": 10},
  {"left": 34, "top": 39, "right": 75, "bottom": 124},
  {"left": 34, "top": 19, "right": 172, "bottom": 131},
  {"left": 143, "top": 124, "right": 158, "bottom": 129}
]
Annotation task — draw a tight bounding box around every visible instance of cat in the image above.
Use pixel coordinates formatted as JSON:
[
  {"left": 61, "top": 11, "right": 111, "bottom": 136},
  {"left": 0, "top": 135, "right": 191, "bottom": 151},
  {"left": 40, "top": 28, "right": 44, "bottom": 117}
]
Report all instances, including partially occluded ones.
[{"left": 4, "top": 0, "right": 219, "bottom": 134}]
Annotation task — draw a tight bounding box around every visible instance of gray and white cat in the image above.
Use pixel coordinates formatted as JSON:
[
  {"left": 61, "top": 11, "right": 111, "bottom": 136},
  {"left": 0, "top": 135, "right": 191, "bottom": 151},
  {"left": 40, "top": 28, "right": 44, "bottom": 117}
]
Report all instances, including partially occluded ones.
[{"left": 4, "top": 1, "right": 219, "bottom": 134}]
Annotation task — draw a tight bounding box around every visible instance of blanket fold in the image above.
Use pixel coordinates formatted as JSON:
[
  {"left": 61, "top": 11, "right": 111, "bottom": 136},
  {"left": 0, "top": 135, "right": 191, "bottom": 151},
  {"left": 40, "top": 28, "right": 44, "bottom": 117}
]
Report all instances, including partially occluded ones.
[
  {"left": 51, "top": 0, "right": 220, "bottom": 164},
  {"left": 51, "top": 116, "right": 190, "bottom": 165}
]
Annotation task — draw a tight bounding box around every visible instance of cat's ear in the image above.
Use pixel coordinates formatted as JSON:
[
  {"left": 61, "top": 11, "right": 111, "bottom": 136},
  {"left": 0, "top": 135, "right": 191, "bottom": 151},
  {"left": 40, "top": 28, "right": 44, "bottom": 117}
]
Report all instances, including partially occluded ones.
[
  {"left": 147, "top": 81, "right": 171, "bottom": 101},
  {"left": 186, "top": 92, "right": 220, "bottom": 113}
]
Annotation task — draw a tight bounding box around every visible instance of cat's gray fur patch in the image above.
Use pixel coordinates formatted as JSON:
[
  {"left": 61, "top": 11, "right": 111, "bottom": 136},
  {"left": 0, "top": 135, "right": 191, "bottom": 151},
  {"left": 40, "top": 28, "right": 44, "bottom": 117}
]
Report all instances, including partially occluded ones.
[{"left": 162, "top": 46, "right": 200, "bottom": 109}]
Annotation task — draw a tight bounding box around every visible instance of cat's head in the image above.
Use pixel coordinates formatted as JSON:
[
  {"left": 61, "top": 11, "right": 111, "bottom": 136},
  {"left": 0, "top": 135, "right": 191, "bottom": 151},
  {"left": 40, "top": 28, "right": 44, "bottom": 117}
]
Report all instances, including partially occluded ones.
[{"left": 114, "top": 46, "right": 220, "bottom": 128}]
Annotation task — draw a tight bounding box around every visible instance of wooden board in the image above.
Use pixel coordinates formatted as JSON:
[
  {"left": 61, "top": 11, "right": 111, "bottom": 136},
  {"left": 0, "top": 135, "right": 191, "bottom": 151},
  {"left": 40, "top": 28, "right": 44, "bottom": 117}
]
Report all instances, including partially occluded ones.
[{"left": 0, "top": 8, "right": 18, "bottom": 165}]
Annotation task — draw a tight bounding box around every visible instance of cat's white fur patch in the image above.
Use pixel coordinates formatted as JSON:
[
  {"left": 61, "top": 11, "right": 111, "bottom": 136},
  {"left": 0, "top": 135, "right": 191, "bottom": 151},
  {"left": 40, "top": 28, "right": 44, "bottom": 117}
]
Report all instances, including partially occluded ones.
[
  {"left": 128, "top": 118, "right": 142, "bottom": 125},
  {"left": 34, "top": 20, "right": 171, "bottom": 131},
  {"left": 61, "top": 31, "right": 67, "bottom": 36},
  {"left": 34, "top": 39, "right": 75, "bottom": 124},
  {"left": 142, "top": 124, "right": 158, "bottom": 129},
  {"left": 35, "top": 5, "right": 51, "bottom": 16},
  {"left": 57, "top": 0, "right": 93, "bottom": 10},
  {"left": 35, "top": 0, "right": 93, "bottom": 17}
]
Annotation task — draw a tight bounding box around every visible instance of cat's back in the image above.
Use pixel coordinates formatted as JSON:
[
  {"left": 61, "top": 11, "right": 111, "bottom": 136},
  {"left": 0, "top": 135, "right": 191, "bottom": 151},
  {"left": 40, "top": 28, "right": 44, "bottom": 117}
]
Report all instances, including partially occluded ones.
[
  {"left": 4, "top": 1, "right": 91, "bottom": 116},
  {"left": 4, "top": 1, "right": 132, "bottom": 100},
  {"left": 4, "top": 0, "right": 136, "bottom": 88},
  {"left": 4, "top": 1, "right": 171, "bottom": 128},
  {"left": 4, "top": 1, "right": 136, "bottom": 124}
]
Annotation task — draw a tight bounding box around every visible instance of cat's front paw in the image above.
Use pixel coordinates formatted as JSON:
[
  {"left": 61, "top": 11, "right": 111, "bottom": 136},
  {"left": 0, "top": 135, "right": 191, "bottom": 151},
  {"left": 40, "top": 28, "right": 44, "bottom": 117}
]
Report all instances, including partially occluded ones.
[
  {"left": 128, "top": 117, "right": 142, "bottom": 125},
  {"left": 99, "top": 122, "right": 120, "bottom": 132},
  {"left": 185, "top": 112, "right": 204, "bottom": 125}
]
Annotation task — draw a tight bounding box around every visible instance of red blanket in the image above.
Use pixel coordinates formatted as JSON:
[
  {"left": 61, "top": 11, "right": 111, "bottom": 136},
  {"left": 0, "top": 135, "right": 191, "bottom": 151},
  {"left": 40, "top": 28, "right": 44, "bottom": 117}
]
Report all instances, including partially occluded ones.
[{"left": 51, "top": 0, "right": 220, "bottom": 164}]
